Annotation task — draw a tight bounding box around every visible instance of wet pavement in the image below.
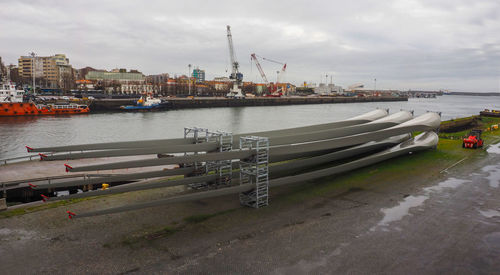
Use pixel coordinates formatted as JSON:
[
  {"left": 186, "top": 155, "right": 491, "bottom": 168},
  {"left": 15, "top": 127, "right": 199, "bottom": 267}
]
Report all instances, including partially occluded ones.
[
  {"left": 163, "top": 143, "right": 500, "bottom": 274},
  {"left": 275, "top": 142, "right": 500, "bottom": 274},
  {"left": 1, "top": 142, "right": 499, "bottom": 274}
]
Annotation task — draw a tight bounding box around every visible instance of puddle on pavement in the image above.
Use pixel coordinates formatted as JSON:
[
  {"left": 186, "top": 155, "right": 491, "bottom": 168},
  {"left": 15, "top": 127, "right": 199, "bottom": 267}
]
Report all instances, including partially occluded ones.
[
  {"left": 423, "top": 178, "right": 469, "bottom": 193},
  {"left": 372, "top": 178, "right": 470, "bottom": 231},
  {"left": 373, "top": 195, "right": 428, "bottom": 229},
  {"left": 479, "top": 209, "right": 500, "bottom": 218},
  {"left": 481, "top": 165, "right": 500, "bottom": 188},
  {"left": 487, "top": 143, "right": 500, "bottom": 154}
]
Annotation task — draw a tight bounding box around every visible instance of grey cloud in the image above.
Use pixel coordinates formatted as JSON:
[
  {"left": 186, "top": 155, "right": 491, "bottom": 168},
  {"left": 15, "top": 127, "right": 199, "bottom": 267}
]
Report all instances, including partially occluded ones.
[{"left": 0, "top": 0, "right": 498, "bottom": 92}]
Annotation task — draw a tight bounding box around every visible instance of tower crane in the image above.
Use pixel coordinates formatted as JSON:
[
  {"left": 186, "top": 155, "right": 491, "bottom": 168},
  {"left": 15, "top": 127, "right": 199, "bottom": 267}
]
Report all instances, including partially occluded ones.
[{"left": 225, "top": 25, "right": 244, "bottom": 98}]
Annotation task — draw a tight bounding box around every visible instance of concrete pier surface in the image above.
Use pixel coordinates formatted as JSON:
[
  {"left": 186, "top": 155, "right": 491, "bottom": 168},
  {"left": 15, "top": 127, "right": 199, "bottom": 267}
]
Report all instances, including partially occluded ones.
[
  {"left": 90, "top": 96, "right": 407, "bottom": 111},
  {"left": 1, "top": 141, "right": 499, "bottom": 273},
  {"left": 0, "top": 155, "right": 176, "bottom": 191}
]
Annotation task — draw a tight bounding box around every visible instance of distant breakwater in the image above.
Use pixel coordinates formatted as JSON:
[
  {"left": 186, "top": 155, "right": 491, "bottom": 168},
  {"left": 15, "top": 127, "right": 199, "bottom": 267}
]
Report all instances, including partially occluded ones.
[{"left": 90, "top": 96, "right": 408, "bottom": 111}]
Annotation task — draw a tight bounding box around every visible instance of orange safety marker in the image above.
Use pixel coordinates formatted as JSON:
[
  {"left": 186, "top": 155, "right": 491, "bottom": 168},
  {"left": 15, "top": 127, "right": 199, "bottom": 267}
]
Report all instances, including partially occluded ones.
[
  {"left": 64, "top": 164, "right": 73, "bottom": 172},
  {"left": 67, "top": 211, "right": 76, "bottom": 219},
  {"left": 41, "top": 194, "right": 49, "bottom": 202},
  {"left": 38, "top": 153, "right": 47, "bottom": 160}
]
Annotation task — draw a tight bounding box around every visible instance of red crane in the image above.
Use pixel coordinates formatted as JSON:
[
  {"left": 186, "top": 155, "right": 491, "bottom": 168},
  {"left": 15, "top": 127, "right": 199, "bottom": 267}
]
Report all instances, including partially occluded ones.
[
  {"left": 250, "top": 54, "right": 287, "bottom": 95},
  {"left": 250, "top": 53, "right": 269, "bottom": 84}
]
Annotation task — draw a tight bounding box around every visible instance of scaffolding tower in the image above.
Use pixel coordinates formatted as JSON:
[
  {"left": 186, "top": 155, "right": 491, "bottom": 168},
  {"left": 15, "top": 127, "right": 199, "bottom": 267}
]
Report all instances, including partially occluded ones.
[
  {"left": 239, "top": 136, "right": 269, "bottom": 208},
  {"left": 183, "top": 127, "right": 207, "bottom": 175},
  {"left": 205, "top": 130, "right": 233, "bottom": 187},
  {"left": 184, "top": 127, "right": 233, "bottom": 189}
]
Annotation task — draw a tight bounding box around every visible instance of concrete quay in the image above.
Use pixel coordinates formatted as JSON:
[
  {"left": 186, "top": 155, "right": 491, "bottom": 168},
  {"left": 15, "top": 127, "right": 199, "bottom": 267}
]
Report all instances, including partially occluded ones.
[{"left": 90, "top": 96, "right": 408, "bottom": 111}]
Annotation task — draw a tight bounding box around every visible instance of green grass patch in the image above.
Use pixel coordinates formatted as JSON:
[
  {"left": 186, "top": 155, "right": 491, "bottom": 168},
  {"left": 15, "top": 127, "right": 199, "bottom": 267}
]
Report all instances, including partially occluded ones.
[
  {"left": 440, "top": 116, "right": 500, "bottom": 140},
  {"left": 279, "top": 131, "right": 496, "bottom": 205},
  {"left": 0, "top": 197, "right": 96, "bottom": 219},
  {"left": 441, "top": 115, "right": 478, "bottom": 124}
]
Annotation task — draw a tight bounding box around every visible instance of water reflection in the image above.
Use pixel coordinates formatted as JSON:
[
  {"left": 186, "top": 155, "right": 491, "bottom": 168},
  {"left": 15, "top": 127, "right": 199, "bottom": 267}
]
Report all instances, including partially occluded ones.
[{"left": 0, "top": 95, "right": 496, "bottom": 159}]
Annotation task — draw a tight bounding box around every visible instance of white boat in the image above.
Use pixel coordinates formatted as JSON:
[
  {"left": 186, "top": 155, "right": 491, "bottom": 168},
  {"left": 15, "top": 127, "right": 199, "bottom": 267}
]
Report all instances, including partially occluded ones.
[
  {"left": 120, "top": 94, "right": 167, "bottom": 110},
  {"left": 0, "top": 81, "right": 24, "bottom": 103}
]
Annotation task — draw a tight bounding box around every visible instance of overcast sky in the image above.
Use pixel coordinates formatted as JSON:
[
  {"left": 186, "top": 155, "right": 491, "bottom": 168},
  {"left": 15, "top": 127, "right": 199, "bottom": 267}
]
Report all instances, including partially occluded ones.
[{"left": 1, "top": 0, "right": 499, "bottom": 92}]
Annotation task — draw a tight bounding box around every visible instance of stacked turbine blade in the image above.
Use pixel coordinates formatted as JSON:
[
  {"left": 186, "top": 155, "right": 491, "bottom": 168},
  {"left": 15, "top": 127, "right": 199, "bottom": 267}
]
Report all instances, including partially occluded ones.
[{"left": 24, "top": 109, "right": 441, "bottom": 218}]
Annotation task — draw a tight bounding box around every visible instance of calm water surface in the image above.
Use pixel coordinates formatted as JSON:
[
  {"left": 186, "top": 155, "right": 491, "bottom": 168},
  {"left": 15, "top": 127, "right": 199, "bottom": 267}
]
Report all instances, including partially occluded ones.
[{"left": 1, "top": 95, "right": 498, "bottom": 159}]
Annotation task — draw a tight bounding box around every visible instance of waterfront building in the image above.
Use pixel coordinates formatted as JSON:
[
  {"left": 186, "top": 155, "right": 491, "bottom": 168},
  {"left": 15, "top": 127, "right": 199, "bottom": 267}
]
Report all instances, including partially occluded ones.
[
  {"left": 120, "top": 83, "right": 158, "bottom": 94},
  {"left": 17, "top": 54, "right": 74, "bottom": 89},
  {"left": 84, "top": 69, "right": 166, "bottom": 95},
  {"left": 146, "top": 73, "right": 169, "bottom": 84},
  {"left": 75, "top": 67, "right": 101, "bottom": 80},
  {"left": 85, "top": 70, "right": 145, "bottom": 82},
  {"left": 192, "top": 67, "right": 205, "bottom": 83},
  {"left": 212, "top": 77, "right": 231, "bottom": 91},
  {"left": 314, "top": 83, "right": 343, "bottom": 95},
  {"left": 75, "top": 79, "right": 95, "bottom": 90}
]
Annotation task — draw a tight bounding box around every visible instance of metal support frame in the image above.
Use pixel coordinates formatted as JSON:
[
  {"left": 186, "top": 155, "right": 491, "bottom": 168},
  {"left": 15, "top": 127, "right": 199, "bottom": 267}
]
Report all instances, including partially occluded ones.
[
  {"left": 184, "top": 127, "right": 233, "bottom": 189},
  {"left": 239, "top": 136, "right": 269, "bottom": 208},
  {"left": 205, "top": 130, "right": 233, "bottom": 187},
  {"left": 183, "top": 127, "right": 207, "bottom": 175}
]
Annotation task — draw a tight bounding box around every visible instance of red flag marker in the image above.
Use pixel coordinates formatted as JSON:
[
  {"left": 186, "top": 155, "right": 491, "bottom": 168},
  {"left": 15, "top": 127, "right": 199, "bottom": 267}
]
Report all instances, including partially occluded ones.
[
  {"left": 64, "top": 164, "right": 73, "bottom": 172},
  {"left": 28, "top": 183, "right": 37, "bottom": 189},
  {"left": 38, "top": 153, "right": 47, "bottom": 160},
  {"left": 41, "top": 194, "right": 49, "bottom": 202},
  {"left": 25, "top": 146, "right": 34, "bottom": 153},
  {"left": 67, "top": 211, "right": 76, "bottom": 219}
]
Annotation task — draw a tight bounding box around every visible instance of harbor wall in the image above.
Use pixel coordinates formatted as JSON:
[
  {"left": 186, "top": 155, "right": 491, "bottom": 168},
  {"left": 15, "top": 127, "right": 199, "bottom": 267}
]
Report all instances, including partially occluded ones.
[{"left": 90, "top": 96, "right": 408, "bottom": 111}]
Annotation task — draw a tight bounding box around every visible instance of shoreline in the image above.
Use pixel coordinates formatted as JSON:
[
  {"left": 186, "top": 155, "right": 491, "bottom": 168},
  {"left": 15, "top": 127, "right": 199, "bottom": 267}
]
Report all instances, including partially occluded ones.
[{"left": 90, "top": 96, "right": 408, "bottom": 111}]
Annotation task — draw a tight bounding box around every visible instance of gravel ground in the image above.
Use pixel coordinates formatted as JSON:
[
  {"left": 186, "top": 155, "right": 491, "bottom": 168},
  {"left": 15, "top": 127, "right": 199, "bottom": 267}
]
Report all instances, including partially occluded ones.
[{"left": 1, "top": 143, "right": 500, "bottom": 274}]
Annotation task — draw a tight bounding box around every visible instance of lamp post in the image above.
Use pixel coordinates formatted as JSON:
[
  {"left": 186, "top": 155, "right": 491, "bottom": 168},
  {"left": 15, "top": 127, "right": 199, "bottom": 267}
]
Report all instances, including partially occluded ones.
[
  {"left": 374, "top": 78, "right": 377, "bottom": 91},
  {"left": 188, "top": 64, "right": 192, "bottom": 95},
  {"left": 29, "top": 52, "right": 36, "bottom": 95}
]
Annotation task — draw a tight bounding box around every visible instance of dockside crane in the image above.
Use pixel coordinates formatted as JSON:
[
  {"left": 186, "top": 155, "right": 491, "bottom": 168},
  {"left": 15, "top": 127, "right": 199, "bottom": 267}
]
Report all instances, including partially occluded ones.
[
  {"left": 226, "top": 25, "right": 244, "bottom": 98},
  {"left": 251, "top": 53, "right": 287, "bottom": 96},
  {"left": 260, "top": 56, "right": 287, "bottom": 84},
  {"left": 250, "top": 53, "right": 269, "bottom": 84}
]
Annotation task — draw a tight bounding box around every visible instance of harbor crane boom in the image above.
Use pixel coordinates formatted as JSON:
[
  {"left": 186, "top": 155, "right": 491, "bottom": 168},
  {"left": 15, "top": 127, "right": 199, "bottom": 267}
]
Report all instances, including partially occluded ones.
[
  {"left": 226, "top": 25, "right": 244, "bottom": 98},
  {"left": 250, "top": 53, "right": 269, "bottom": 84}
]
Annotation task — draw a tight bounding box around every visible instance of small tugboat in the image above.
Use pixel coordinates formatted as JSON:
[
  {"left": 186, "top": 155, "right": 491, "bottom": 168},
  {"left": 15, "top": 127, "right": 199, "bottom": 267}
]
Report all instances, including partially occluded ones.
[
  {"left": 120, "top": 94, "right": 167, "bottom": 111},
  {"left": 0, "top": 81, "right": 90, "bottom": 116},
  {"left": 480, "top": 109, "right": 500, "bottom": 117}
]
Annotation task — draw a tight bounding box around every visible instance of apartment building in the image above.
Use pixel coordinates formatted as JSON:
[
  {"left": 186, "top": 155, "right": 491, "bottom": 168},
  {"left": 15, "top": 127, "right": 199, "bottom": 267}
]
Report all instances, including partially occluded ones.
[{"left": 17, "top": 54, "right": 73, "bottom": 89}]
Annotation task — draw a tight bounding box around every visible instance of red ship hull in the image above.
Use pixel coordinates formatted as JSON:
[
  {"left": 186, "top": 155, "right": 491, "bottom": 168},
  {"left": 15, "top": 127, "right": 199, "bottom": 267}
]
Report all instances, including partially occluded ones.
[{"left": 0, "top": 102, "right": 90, "bottom": 116}]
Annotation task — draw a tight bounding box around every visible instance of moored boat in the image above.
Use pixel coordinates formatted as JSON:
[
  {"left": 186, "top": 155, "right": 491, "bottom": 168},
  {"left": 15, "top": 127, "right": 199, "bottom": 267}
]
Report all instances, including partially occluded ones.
[
  {"left": 0, "top": 102, "right": 90, "bottom": 116},
  {"left": 120, "top": 94, "right": 167, "bottom": 111},
  {"left": 0, "top": 81, "right": 90, "bottom": 116},
  {"left": 480, "top": 109, "right": 500, "bottom": 117}
]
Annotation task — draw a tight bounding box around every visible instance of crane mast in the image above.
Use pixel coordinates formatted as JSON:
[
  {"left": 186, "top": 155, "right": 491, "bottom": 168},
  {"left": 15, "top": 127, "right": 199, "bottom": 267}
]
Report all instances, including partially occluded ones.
[{"left": 226, "top": 25, "right": 244, "bottom": 98}]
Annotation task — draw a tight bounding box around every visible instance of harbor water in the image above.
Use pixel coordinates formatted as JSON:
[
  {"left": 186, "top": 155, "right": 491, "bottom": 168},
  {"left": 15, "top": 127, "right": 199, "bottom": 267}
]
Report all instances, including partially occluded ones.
[{"left": 0, "top": 95, "right": 498, "bottom": 159}]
